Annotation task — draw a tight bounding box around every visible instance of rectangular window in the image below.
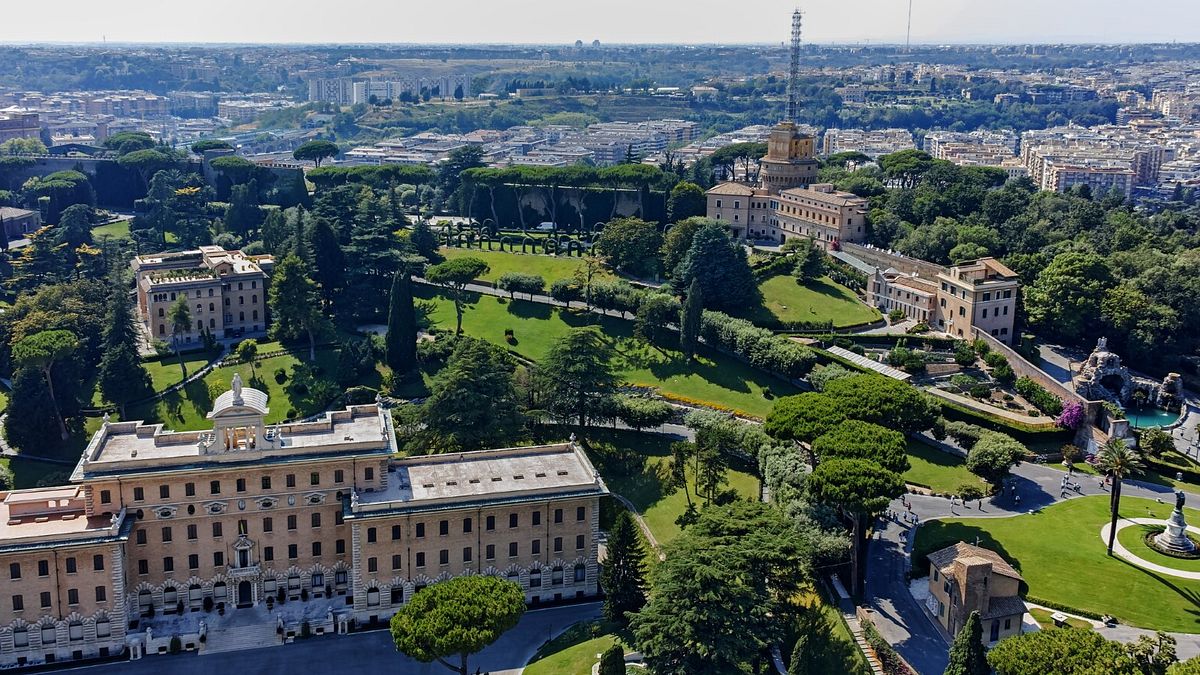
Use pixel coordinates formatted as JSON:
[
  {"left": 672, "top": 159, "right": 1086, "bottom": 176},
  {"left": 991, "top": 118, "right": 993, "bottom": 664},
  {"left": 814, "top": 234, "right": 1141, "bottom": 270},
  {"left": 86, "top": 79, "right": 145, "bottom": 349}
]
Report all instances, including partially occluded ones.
[
  {"left": 65, "top": 557, "right": 77, "bottom": 574},
  {"left": 553, "top": 509, "right": 563, "bottom": 524},
  {"left": 216, "top": 551, "right": 226, "bottom": 566},
  {"left": 9, "top": 563, "right": 20, "bottom": 580},
  {"left": 40, "top": 591, "right": 51, "bottom": 608},
  {"left": 553, "top": 537, "right": 562, "bottom": 553},
  {"left": 213, "top": 522, "right": 223, "bottom": 538},
  {"left": 312, "top": 542, "right": 322, "bottom": 556},
  {"left": 159, "top": 485, "right": 170, "bottom": 499},
  {"left": 185, "top": 482, "right": 195, "bottom": 497},
  {"left": 95, "top": 586, "right": 107, "bottom": 602},
  {"left": 187, "top": 524, "right": 197, "bottom": 540},
  {"left": 508, "top": 542, "right": 518, "bottom": 557},
  {"left": 416, "top": 552, "right": 426, "bottom": 568},
  {"left": 532, "top": 511, "right": 541, "bottom": 526},
  {"left": 392, "top": 525, "right": 402, "bottom": 540},
  {"left": 138, "top": 560, "right": 148, "bottom": 575},
  {"left": 486, "top": 544, "right": 495, "bottom": 560},
  {"left": 263, "top": 547, "right": 274, "bottom": 562},
  {"left": 286, "top": 474, "right": 296, "bottom": 488},
  {"left": 133, "top": 487, "right": 144, "bottom": 501},
  {"left": 463, "top": 518, "right": 472, "bottom": 533},
  {"left": 188, "top": 554, "right": 199, "bottom": 569},
  {"left": 392, "top": 555, "right": 402, "bottom": 570},
  {"left": 532, "top": 539, "right": 541, "bottom": 555},
  {"left": 439, "top": 549, "right": 449, "bottom": 565},
  {"left": 12, "top": 595, "right": 23, "bottom": 611},
  {"left": 263, "top": 517, "right": 273, "bottom": 532},
  {"left": 509, "top": 513, "right": 518, "bottom": 528},
  {"left": 288, "top": 515, "right": 297, "bottom": 530},
  {"left": 486, "top": 516, "right": 495, "bottom": 531},
  {"left": 100, "top": 490, "right": 111, "bottom": 504},
  {"left": 334, "top": 469, "right": 344, "bottom": 483},
  {"left": 367, "top": 527, "right": 377, "bottom": 543},
  {"left": 312, "top": 513, "right": 321, "bottom": 528},
  {"left": 416, "top": 523, "right": 425, "bottom": 538},
  {"left": 310, "top": 472, "right": 320, "bottom": 486},
  {"left": 336, "top": 539, "right": 345, "bottom": 555},
  {"left": 463, "top": 547, "right": 472, "bottom": 563},
  {"left": 262, "top": 476, "right": 272, "bottom": 490},
  {"left": 236, "top": 478, "right": 246, "bottom": 492},
  {"left": 335, "top": 511, "right": 344, "bottom": 525},
  {"left": 210, "top": 480, "right": 221, "bottom": 495},
  {"left": 365, "top": 467, "right": 374, "bottom": 481},
  {"left": 161, "top": 527, "right": 172, "bottom": 543},
  {"left": 136, "top": 529, "right": 147, "bottom": 545},
  {"left": 576, "top": 535, "right": 585, "bottom": 550},
  {"left": 93, "top": 555, "right": 104, "bottom": 571},
  {"left": 163, "top": 557, "right": 174, "bottom": 573},
  {"left": 288, "top": 545, "right": 297, "bottom": 560},
  {"left": 66, "top": 588, "right": 78, "bottom": 605},
  {"left": 576, "top": 506, "right": 586, "bottom": 521},
  {"left": 38, "top": 560, "right": 49, "bottom": 577},
  {"left": 439, "top": 520, "right": 449, "bottom": 536}
]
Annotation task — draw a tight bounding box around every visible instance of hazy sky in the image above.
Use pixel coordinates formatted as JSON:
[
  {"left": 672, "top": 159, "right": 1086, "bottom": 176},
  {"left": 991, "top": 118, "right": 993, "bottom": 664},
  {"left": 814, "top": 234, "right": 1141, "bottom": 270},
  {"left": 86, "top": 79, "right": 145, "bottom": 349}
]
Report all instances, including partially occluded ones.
[{"left": 2, "top": 0, "right": 1198, "bottom": 45}]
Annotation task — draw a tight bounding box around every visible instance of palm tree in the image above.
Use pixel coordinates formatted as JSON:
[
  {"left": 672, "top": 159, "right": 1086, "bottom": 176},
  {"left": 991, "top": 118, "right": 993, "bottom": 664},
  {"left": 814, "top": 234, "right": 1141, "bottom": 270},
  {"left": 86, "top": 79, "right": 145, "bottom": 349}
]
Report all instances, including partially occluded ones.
[{"left": 1097, "top": 439, "right": 1144, "bottom": 556}]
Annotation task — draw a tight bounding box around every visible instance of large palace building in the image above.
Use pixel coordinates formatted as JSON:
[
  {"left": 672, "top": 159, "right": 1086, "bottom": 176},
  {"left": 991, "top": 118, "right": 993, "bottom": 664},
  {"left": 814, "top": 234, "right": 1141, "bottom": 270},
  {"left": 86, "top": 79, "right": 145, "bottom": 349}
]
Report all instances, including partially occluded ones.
[
  {"left": 0, "top": 377, "right": 606, "bottom": 668},
  {"left": 705, "top": 122, "right": 869, "bottom": 249}
]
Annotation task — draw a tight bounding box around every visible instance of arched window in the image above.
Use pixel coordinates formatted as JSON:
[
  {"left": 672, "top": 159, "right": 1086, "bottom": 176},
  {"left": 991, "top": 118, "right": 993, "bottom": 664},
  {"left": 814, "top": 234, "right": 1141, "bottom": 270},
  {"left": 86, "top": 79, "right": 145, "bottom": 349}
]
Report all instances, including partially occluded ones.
[
  {"left": 158, "top": 324, "right": 166, "bottom": 335},
  {"left": 209, "top": 303, "right": 215, "bottom": 312},
  {"left": 12, "top": 627, "right": 28, "bottom": 648},
  {"left": 138, "top": 589, "right": 153, "bottom": 614},
  {"left": 239, "top": 312, "right": 245, "bottom": 321},
  {"left": 68, "top": 620, "right": 83, "bottom": 641},
  {"left": 252, "top": 310, "right": 258, "bottom": 320},
  {"left": 40, "top": 624, "right": 56, "bottom": 645},
  {"left": 574, "top": 563, "right": 586, "bottom": 583},
  {"left": 366, "top": 587, "right": 380, "bottom": 607},
  {"left": 95, "top": 618, "right": 111, "bottom": 638}
]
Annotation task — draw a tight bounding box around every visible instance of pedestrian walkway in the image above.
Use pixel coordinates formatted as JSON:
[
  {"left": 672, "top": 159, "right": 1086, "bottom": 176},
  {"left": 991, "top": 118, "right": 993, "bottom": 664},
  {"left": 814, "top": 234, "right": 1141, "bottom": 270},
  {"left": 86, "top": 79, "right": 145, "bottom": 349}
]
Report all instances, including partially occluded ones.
[{"left": 1100, "top": 517, "right": 1200, "bottom": 580}]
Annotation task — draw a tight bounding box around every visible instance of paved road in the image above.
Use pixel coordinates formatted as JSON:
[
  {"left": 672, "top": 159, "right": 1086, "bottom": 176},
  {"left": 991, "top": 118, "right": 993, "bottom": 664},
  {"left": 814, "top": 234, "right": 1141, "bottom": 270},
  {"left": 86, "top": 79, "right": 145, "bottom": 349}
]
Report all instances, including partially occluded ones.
[
  {"left": 867, "top": 457, "right": 1200, "bottom": 673},
  {"left": 67, "top": 602, "right": 601, "bottom": 675}
]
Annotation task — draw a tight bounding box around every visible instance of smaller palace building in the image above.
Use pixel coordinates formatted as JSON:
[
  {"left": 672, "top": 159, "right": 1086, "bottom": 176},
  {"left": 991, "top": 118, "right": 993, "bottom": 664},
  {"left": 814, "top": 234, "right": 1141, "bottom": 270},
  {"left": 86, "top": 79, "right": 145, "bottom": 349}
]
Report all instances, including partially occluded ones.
[
  {"left": 0, "top": 377, "right": 606, "bottom": 668},
  {"left": 926, "top": 542, "right": 1026, "bottom": 645}
]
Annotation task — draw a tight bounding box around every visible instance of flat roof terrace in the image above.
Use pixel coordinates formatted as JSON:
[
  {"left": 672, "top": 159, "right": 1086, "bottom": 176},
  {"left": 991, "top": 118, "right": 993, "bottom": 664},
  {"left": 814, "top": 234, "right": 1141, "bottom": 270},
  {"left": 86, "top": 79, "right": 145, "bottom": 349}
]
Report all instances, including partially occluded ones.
[
  {"left": 351, "top": 443, "right": 608, "bottom": 516},
  {"left": 0, "top": 487, "right": 128, "bottom": 551}
]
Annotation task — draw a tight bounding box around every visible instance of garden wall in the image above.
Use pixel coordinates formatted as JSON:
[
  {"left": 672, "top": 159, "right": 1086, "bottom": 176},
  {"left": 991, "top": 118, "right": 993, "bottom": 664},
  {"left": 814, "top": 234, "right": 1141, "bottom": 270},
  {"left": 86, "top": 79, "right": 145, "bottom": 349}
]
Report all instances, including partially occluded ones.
[
  {"left": 971, "top": 328, "right": 1084, "bottom": 405},
  {"left": 841, "top": 242, "right": 946, "bottom": 280}
]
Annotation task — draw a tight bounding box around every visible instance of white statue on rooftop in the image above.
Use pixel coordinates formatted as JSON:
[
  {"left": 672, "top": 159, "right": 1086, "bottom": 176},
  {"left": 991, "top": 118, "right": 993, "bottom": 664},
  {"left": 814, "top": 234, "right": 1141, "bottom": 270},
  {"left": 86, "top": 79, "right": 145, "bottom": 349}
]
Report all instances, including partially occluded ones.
[{"left": 231, "top": 372, "right": 244, "bottom": 405}]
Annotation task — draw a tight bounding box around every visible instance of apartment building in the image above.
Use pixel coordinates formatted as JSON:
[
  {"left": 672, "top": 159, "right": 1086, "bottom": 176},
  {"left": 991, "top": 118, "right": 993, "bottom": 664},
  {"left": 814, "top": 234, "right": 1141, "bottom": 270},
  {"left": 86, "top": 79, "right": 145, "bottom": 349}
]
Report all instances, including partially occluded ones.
[
  {"left": 866, "top": 256, "right": 1019, "bottom": 342},
  {"left": 133, "top": 246, "right": 274, "bottom": 342},
  {"left": 0, "top": 379, "right": 611, "bottom": 666},
  {"left": 821, "top": 127, "right": 915, "bottom": 158},
  {"left": 927, "top": 542, "right": 1025, "bottom": 644},
  {"left": 0, "top": 111, "right": 40, "bottom": 143}
]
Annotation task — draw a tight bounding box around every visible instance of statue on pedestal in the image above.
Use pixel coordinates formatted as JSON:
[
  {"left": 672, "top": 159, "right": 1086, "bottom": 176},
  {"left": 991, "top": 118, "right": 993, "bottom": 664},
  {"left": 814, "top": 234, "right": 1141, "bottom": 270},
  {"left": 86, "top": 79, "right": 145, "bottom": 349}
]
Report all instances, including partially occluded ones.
[{"left": 231, "top": 373, "right": 244, "bottom": 405}]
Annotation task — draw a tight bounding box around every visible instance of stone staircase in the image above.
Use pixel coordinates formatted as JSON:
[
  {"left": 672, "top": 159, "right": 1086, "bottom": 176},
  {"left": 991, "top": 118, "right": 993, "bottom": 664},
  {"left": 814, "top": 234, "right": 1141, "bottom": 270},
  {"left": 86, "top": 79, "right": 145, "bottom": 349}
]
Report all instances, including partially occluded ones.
[
  {"left": 844, "top": 613, "right": 885, "bottom": 675},
  {"left": 201, "top": 618, "right": 281, "bottom": 655}
]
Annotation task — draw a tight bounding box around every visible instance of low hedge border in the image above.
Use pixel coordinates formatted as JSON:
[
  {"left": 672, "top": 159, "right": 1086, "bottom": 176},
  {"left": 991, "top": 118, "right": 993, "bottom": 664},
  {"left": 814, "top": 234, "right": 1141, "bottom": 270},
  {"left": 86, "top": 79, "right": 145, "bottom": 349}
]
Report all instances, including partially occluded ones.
[{"left": 1024, "top": 596, "right": 1105, "bottom": 622}]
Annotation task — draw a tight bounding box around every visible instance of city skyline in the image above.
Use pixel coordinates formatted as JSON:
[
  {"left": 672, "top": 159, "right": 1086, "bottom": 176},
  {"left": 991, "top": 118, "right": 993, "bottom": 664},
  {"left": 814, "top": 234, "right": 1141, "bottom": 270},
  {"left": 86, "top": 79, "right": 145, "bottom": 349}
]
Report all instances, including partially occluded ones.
[{"left": 1, "top": 0, "right": 1198, "bottom": 45}]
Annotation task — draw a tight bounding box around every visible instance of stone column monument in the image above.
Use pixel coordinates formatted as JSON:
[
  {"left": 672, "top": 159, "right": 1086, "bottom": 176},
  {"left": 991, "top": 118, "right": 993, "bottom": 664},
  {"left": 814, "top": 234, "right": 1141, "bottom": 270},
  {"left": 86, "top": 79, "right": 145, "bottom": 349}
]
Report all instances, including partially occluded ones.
[{"left": 1154, "top": 490, "right": 1196, "bottom": 554}]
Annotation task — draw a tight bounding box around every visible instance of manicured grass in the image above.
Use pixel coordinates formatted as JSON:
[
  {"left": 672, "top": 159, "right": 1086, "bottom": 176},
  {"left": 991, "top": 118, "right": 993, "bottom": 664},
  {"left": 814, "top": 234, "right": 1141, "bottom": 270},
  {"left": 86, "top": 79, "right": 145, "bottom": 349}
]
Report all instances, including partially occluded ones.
[
  {"left": 902, "top": 440, "right": 980, "bottom": 493},
  {"left": 417, "top": 287, "right": 798, "bottom": 417},
  {"left": 91, "top": 219, "right": 130, "bottom": 240},
  {"left": 584, "top": 429, "right": 759, "bottom": 546},
  {"left": 737, "top": 274, "right": 879, "bottom": 328},
  {"left": 1029, "top": 607, "right": 1092, "bottom": 630},
  {"left": 789, "top": 588, "right": 872, "bottom": 675},
  {"left": 523, "top": 619, "right": 626, "bottom": 675},
  {"left": 143, "top": 352, "right": 218, "bottom": 392},
  {"left": 439, "top": 247, "right": 611, "bottom": 285},
  {"left": 124, "top": 347, "right": 363, "bottom": 431},
  {"left": 913, "top": 496, "right": 1200, "bottom": 632},
  {"left": 1116, "top": 522, "right": 1200, "bottom": 573}
]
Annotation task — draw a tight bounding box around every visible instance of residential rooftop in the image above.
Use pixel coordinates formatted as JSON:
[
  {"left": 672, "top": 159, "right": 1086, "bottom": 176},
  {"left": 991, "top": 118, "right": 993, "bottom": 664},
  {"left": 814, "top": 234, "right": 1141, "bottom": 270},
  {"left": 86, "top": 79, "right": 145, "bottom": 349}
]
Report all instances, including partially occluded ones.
[
  {"left": 927, "top": 541, "right": 1023, "bottom": 581},
  {"left": 0, "top": 486, "right": 128, "bottom": 551}
]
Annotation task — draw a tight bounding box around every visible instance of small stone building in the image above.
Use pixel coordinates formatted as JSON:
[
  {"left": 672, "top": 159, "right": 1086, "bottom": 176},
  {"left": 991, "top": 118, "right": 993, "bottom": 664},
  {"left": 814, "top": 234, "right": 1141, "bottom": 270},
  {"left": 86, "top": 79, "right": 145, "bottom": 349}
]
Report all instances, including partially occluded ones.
[
  {"left": 926, "top": 542, "right": 1025, "bottom": 644},
  {"left": 0, "top": 207, "right": 41, "bottom": 242}
]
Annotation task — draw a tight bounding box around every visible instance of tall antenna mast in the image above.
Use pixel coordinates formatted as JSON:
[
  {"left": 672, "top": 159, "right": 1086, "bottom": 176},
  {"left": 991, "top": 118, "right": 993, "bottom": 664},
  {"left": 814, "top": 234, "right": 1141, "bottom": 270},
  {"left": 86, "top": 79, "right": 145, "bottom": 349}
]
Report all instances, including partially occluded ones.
[
  {"left": 787, "top": 7, "right": 802, "bottom": 124},
  {"left": 905, "top": 0, "right": 913, "bottom": 53}
]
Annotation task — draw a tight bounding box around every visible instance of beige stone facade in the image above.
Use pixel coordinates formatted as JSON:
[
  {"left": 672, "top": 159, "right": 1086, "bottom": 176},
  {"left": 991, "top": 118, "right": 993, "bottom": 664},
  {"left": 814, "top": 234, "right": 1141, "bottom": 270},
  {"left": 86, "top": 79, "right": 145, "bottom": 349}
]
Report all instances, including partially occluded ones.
[
  {"left": 0, "top": 380, "right": 606, "bottom": 667},
  {"left": 926, "top": 542, "right": 1025, "bottom": 644},
  {"left": 133, "top": 246, "right": 274, "bottom": 344},
  {"left": 0, "top": 487, "right": 130, "bottom": 668},
  {"left": 868, "top": 257, "right": 1020, "bottom": 343}
]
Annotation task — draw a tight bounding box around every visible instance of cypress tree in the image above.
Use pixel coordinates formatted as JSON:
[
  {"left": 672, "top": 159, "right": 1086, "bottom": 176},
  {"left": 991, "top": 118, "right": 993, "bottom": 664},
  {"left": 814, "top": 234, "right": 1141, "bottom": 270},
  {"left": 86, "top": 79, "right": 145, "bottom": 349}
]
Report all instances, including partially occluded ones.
[
  {"left": 385, "top": 271, "right": 417, "bottom": 375},
  {"left": 97, "top": 282, "right": 152, "bottom": 416},
  {"left": 944, "top": 611, "right": 989, "bottom": 675},
  {"left": 598, "top": 644, "right": 626, "bottom": 675},
  {"left": 680, "top": 277, "right": 703, "bottom": 361},
  {"left": 600, "top": 510, "right": 647, "bottom": 623}
]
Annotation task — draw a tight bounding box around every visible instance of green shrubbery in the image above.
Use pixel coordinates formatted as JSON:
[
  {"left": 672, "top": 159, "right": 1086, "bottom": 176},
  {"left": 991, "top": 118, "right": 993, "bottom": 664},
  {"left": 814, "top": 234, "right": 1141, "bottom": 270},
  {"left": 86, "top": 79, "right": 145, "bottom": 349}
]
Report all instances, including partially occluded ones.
[
  {"left": 699, "top": 310, "right": 816, "bottom": 380},
  {"left": 1015, "top": 376, "right": 1064, "bottom": 416}
]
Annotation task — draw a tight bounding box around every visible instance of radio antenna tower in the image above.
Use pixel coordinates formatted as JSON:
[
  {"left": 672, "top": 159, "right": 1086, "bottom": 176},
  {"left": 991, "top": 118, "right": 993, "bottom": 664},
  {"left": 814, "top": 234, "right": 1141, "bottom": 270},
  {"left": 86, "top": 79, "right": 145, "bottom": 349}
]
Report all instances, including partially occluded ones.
[
  {"left": 787, "top": 7, "right": 802, "bottom": 124},
  {"left": 905, "top": 0, "right": 913, "bottom": 53}
]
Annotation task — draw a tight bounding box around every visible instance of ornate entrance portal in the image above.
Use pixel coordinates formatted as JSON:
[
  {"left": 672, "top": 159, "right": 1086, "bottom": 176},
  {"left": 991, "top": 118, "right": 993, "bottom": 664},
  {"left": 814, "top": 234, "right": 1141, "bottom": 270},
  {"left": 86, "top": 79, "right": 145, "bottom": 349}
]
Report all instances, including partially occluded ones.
[{"left": 237, "top": 580, "right": 253, "bottom": 608}]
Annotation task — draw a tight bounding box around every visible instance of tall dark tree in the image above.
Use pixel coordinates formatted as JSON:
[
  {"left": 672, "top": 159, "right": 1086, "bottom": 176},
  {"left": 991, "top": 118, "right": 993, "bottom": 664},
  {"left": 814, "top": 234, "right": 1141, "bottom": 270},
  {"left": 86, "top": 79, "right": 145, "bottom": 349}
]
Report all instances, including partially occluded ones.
[
  {"left": 679, "top": 277, "right": 702, "bottom": 361},
  {"left": 672, "top": 223, "right": 757, "bottom": 312},
  {"left": 385, "top": 272, "right": 417, "bottom": 376},
  {"left": 537, "top": 327, "right": 619, "bottom": 428},
  {"left": 667, "top": 181, "right": 707, "bottom": 222},
  {"left": 97, "top": 281, "right": 152, "bottom": 416},
  {"left": 224, "top": 179, "right": 263, "bottom": 238},
  {"left": 268, "top": 254, "right": 332, "bottom": 361},
  {"left": 945, "top": 611, "right": 989, "bottom": 675},
  {"left": 419, "top": 338, "right": 524, "bottom": 452},
  {"left": 305, "top": 216, "right": 345, "bottom": 306},
  {"left": 410, "top": 219, "right": 440, "bottom": 262},
  {"left": 13, "top": 330, "right": 79, "bottom": 441},
  {"left": 601, "top": 510, "right": 647, "bottom": 623}
]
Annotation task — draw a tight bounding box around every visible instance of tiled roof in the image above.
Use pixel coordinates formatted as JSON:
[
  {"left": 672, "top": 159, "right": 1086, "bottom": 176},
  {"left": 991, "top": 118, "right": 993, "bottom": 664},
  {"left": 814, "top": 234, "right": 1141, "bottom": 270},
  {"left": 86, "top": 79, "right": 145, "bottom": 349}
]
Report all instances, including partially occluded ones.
[
  {"left": 706, "top": 182, "right": 756, "bottom": 196},
  {"left": 983, "top": 595, "right": 1027, "bottom": 620},
  {"left": 928, "top": 541, "right": 1023, "bottom": 581}
]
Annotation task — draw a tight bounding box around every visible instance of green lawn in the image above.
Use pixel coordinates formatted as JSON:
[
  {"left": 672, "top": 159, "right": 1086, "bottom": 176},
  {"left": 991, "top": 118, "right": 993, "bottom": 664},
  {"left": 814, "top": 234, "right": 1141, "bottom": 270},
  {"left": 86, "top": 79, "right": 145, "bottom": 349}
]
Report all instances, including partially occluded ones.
[
  {"left": 1116, "top": 522, "right": 1200, "bottom": 573},
  {"left": 583, "top": 429, "right": 759, "bottom": 546},
  {"left": 523, "top": 619, "right": 626, "bottom": 675},
  {"left": 737, "top": 274, "right": 879, "bottom": 328},
  {"left": 0, "top": 457, "right": 72, "bottom": 489},
  {"left": 903, "top": 440, "right": 980, "bottom": 493},
  {"left": 123, "top": 347, "right": 367, "bottom": 431},
  {"left": 144, "top": 353, "right": 218, "bottom": 392},
  {"left": 440, "top": 247, "right": 611, "bottom": 285},
  {"left": 418, "top": 287, "right": 798, "bottom": 417},
  {"left": 1029, "top": 607, "right": 1092, "bottom": 630},
  {"left": 913, "top": 496, "right": 1200, "bottom": 632},
  {"left": 91, "top": 220, "right": 179, "bottom": 243}
]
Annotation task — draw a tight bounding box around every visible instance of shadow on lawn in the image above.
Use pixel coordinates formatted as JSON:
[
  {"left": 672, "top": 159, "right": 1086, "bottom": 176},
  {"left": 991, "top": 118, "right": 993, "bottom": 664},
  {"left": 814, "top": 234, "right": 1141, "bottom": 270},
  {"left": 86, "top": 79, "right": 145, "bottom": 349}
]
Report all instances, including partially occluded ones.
[
  {"left": 1112, "top": 554, "right": 1200, "bottom": 627},
  {"left": 581, "top": 432, "right": 679, "bottom": 514}
]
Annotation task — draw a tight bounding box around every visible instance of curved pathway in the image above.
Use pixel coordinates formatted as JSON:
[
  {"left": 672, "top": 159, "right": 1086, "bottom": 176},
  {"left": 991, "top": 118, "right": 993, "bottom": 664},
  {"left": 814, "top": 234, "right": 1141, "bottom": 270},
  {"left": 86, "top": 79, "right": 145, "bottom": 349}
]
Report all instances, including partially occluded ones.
[{"left": 1100, "top": 518, "right": 1200, "bottom": 580}]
